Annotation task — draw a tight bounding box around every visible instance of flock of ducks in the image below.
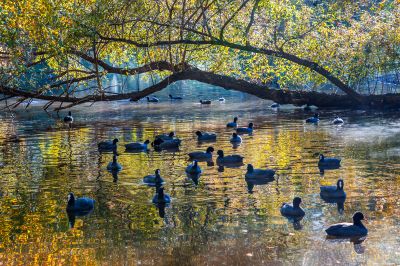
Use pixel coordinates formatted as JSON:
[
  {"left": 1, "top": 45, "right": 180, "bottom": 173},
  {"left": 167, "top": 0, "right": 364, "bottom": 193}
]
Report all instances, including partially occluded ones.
[{"left": 63, "top": 108, "right": 367, "bottom": 239}]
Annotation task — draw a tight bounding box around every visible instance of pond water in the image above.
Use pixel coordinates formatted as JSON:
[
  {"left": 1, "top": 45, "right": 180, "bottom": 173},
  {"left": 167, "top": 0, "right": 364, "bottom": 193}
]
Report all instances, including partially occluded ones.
[{"left": 0, "top": 89, "right": 400, "bottom": 265}]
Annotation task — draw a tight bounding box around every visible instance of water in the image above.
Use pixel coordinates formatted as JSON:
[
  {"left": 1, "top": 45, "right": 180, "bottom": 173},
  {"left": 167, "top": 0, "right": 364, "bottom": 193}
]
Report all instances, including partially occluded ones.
[{"left": 0, "top": 96, "right": 400, "bottom": 265}]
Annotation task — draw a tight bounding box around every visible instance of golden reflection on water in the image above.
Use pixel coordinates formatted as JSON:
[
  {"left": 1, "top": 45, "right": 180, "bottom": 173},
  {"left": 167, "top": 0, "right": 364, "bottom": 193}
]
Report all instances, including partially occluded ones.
[{"left": 0, "top": 101, "right": 400, "bottom": 265}]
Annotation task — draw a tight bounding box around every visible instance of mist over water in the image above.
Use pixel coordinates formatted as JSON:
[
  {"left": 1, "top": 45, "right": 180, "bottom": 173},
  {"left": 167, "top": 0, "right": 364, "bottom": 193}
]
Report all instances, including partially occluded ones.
[{"left": 1, "top": 90, "right": 400, "bottom": 265}]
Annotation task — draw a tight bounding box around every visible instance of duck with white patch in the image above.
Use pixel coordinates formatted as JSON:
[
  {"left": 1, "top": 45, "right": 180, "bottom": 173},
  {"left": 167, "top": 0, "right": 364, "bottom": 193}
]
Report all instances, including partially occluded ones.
[
  {"left": 66, "top": 193, "right": 95, "bottom": 213},
  {"left": 188, "top": 147, "right": 214, "bottom": 161},
  {"left": 185, "top": 160, "right": 202, "bottom": 175},
  {"left": 64, "top": 111, "right": 73, "bottom": 123},
  {"left": 107, "top": 155, "right": 122, "bottom": 171},
  {"left": 280, "top": 197, "right": 305, "bottom": 217},
  {"left": 318, "top": 154, "right": 341, "bottom": 168},
  {"left": 143, "top": 169, "right": 165, "bottom": 186},
  {"left": 125, "top": 140, "right": 150, "bottom": 151},
  {"left": 236, "top": 123, "right": 254, "bottom": 134},
  {"left": 325, "top": 212, "right": 368, "bottom": 237},
  {"left": 320, "top": 179, "right": 346, "bottom": 199},
  {"left": 196, "top": 131, "right": 217, "bottom": 141}
]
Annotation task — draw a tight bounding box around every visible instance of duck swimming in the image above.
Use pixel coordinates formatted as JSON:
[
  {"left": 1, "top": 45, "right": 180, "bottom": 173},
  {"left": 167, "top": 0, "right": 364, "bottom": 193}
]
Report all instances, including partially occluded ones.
[
  {"left": 230, "top": 133, "right": 242, "bottom": 144},
  {"left": 333, "top": 116, "right": 344, "bottom": 125},
  {"left": 169, "top": 94, "right": 183, "bottom": 100},
  {"left": 227, "top": 117, "right": 238, "bottom": 128},
  {"left": 64, "top": 111, "right": 73, "bottom": 123},
  {"left": 280, "top": 197, "right": 305, "bottom": 217},
  {"left": 320, "top": 179, "right": 346, "bottom": 199},
  {"left": 107, "top": 155, "right": 122, "bottom": 171},
  {"left": 200, "top": 100, "right": 211, "bottom": 104},
  {"left": 98, "top": 138, "right": 118, "bottom": 152},
  {"left": 219, "top": 97, "right": 225, "bottom": 102},
  {"left": 306, "top": 113, "right": 319, "bottom": 123},
  {"left": 195, "top": 131, "right": 217, "bottom": 141},
  {"left": 245, "top": 164, "right": 275, "bottom": 179},
  {"left": 147, "top": 96, "right": 159, "bottom": 103},
  {"left": 143, "top": 169, "right": 165, "bottom": 186},
  {"left": 325, "top": 212, "right": 368, "bottom": 237},
  {"left": 188, "top": 147, "right": 214, "bottom": 160},
  {"left": 318, "top": 154, "right": 341, "bottom": 168},
  {"left": 155, "top": 132, "right": 175, "bottom": 141},
  {"left": 185, "top": 160, "right": 202, "bottom": 175},
  {"left": 66, "top": 193, "right": 95, "bottom": 213},
  {"left": 270, "top": 103, "right": 280, "bottom": 108},
  {"left": 152, "top": 187, "right": 171, "bottom": 204},
  {"left": 152, "top": 138, "right": 181, "bottom": 150},
  {"left": 125, "top": 140, "right": 150, "bottom": 151},
  {"left": 216, "top": 150, "right": 244, "bottom": 165},
  {"left": 236, "top": 123, "right": 254, "bottom": 134}
]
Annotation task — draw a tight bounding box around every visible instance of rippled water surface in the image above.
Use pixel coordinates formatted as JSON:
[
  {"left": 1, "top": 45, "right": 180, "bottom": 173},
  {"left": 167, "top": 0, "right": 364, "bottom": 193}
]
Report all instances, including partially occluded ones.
[{"left": 0, "top": 93, "right": 400, "bottom": 265}]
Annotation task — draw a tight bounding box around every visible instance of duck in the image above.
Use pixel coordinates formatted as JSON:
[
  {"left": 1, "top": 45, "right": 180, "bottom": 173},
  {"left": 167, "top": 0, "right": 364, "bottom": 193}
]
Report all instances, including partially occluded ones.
[
  {"left": 188, "top": 147, "right": 214, "bottom": 160},
  {"left": 219, "top": 97, "right": 225, "bottom": 102},
  {"left": 236, "top": 122, "right": 254, "bottom": 134},
  {"left": 147, "top": 96, "right": 159, "bottom": 103},
  {"left": 66, "top": 193, "right": 95, "bottom": 212},
  {"left": 63, "top": 111, "right": 73, "bottom": 123},
  {"left": 143, "top": 169, "right": 165, "bottom": 185},
  {"left": 230, "top": 133, "right": 242, "bottom": 143},
  {"left": 333, "top": 116, "right": 344, "bottom": 125},
  {"left": 107, "top": 155, "right": 122, "bottom": 171},
  {"left": 125, "top": 140, "right": 150, "bottom": 151},
  {"left": 200, "top": 100, "right": 211, "bottom": 105},
  {"left": 98, "top": 138, "right": 118, "bottom": 152},
  {"left": 226, "top": 117, "right": 238, "bottom": 128},
  {"left": 185, "top": 160, "right": 202, "bottom": 175},
  {"left": 245, "top": 164, "right": 275, "bottom": 179},
  {"left": 270, "top": 102, "right": 280, "bottom": 108},
  {"left": 306, "top": 113, "right": 319, "bottom": 123},
  {"left": 280, "top": 197, "right": 305, "bottom": 217},
  {"left": 216, "top": 150, "right": 244, "bottom": 165},
  {"left": 152, "top": 138, "right": 181, "bottom": 150},
  {"left": 318, "top": 154, "right": 341, "bottom": 168},
  {"left": 155, "top": 132, "right": 175, "bottom": 141},
  {"left": 195, "top": 131, "right": 217, "bottom": 141},
  {"left": 325, "top": 212, "right": 368, "bottom": 237},
  {"left": 152, "top": 187, "right": 171, "bottom": 204},
  {"left": 169, "top": 94, "right": 183, "bottom": 100},
  {"left": 320, "top": 179, "right": 346, "bottom": 199}
]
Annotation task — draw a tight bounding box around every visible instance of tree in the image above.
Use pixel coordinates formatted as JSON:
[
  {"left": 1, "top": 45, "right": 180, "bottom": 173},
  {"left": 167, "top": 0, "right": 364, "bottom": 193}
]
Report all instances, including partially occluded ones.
[{"left": 0, "top": 0, "right": 399, "bottom": 110}]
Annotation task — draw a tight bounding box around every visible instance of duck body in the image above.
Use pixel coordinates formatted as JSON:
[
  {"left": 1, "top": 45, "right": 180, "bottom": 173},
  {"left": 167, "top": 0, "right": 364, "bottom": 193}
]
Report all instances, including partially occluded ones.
[
  {"left": 196, "top": 131, "right": 217, "bottom": 141},
  {"left": 236, "top": 123, "right": 254, "bottom": 134},
  {"left": 66, "top": 193, "right": 95, "bottom": 213},
  {"left": 318, "top": 154, "right": 341, "bottom": 168},
  {"left": 153, "top": 138, "right": 181, "bottom": 150},
  {"left": 188, "top": 147, "right": 214, "bottom": 161},
  {"left": 152, "top": 188, "right": 171, "bottom": 204},
  {"left": 271, "top": 103, "right": 280, "bottom": 108},
  {"left": 306, "top": 113, "right": 319, "bottom": 123},
  {"left": 216, "top": 150, "right": 244, "bottom": 165},
  {"left": 280, "top": 197, "right": 305, "bottom": 217},
  {"left": 245, "top": 164, "right": 275, "bottom": 179},
  {"left": 147, "top": 96, "right": 159, "bottom": 103},
  {"left": 125, "top": 140, "right": 150, "bottom": 151},
  {"left": 185, "top": 161, "right": 202, "bottom": 175},
  {"left": 230, "top": 133, "right": 242, "bottom": 143},
  {"left": 219, "top": 97, "right": 225, "bottom": 102},
  {"left": 320, "top": 179, "right": 346, "bottom": 198},
  {"left": 64, "top": 111, "right": 73, "bottom": 123},
  {"left": 155, "top": 132, "right": 175, "bottom": 141},
  {"left": 143, "top": 169, "right": 165, "bottom": 186},
  {"left": 200, "top": 100, "right": 211, "bottom": 104},
  {"left": 169, "top": 94, "right": 183, "bottom": 100},
  {"left": 227, "top": 117, "right": 238, "bottom": 128},
  {"left": 98, "top": 138, "right": 118, "bottom": 152},
  {"left": 333, "top": 117, "right": 344, "bottom": 125},
  {"left": 107, "top": 155, "right": 122, "bottom": 171},
  {"left": 325, "top": 212, "right": 368, "bottom": 237}
]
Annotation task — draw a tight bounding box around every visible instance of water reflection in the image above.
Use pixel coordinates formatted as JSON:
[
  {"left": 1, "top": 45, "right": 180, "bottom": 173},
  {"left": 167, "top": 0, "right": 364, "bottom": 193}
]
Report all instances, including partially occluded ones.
[{"left": 1, "top": 99, "right": 400, "bottom": 264}]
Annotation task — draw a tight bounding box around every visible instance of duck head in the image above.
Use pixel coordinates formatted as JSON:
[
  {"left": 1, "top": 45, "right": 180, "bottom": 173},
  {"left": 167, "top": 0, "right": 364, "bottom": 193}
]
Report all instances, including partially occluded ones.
[
  {"left": 233, "top": 117, "right": 238, "bottom": 122},
  {"left": 314, "top": 113, "right": 319, "bottom": 118},
  {"left": 206, "top": 147, "right": 214, "bottom": 153},
  {"left": 293, "top": 197, "right": 302, "bottom": 208},
  {"left": 169, "top": 94, "right": 173, "bottom": 98},
  {"left": 217, "top": 150, "right": 224, "bottom": 158},
  {"left": 248, "top": 122, "right": 254, "bottom": 129},
  {"left": 168, "top": 132, "right": 175, "bottom": 138},
  {"left": 155, "top": 169, "right": 161, "bottom": 176},
  {"left": 232, "top": 133, "right": 238, "bottom": 138},
  {"left": 67, "top": 193, "right": 75, "bottom": 206},
  {"left": 337, "top": 179, "right": 344, "bottom": 190},
  {"left": 353, "top": 211, "right": 365, "bottom": 226},
  {"left": 319, "top": 154, "right": 325, "bottom": 161},
  {"left": 247, "top": 164, "right": 254, "bottom": 173},
  {"left": 68, "top": 111, "right": 72, "bottom": 116},
  {"left": 193, "top": 160, "right": 198, "bottom": 167},
  {"left": 144, "top": 140, "right": 150, "bottom": 144},
  {"left": 195, "top": 131, "right": 203, "bottom": 137},
  {"left": 112, "top": 138, "right": 119, "bottom": 145}
]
